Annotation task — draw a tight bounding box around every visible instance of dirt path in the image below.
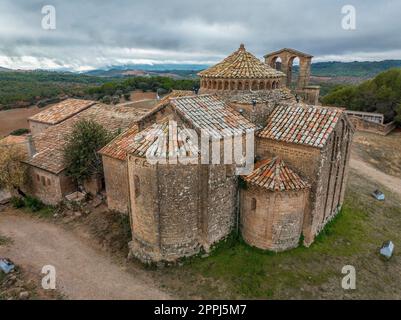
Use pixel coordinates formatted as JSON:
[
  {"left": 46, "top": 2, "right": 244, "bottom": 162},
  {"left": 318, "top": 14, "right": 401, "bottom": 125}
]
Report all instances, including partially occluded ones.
[
  {"left": 350, "top": 154, "right": 401, "bottom": 197},
  {"left": 0, "top": 211, "right": 171, "bottom": 300}
]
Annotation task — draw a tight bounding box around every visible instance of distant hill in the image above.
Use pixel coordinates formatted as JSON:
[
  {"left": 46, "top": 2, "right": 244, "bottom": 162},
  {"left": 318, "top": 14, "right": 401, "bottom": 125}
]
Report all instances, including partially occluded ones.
[
  {"left": 84, "top": 64, "right": 208, "bottom": 78},
  {"left": 293, "top": 60, "right": 401, "bottom": 78},
  {"left": 0, "top": 66, "right": 11, "bottom": 72}
]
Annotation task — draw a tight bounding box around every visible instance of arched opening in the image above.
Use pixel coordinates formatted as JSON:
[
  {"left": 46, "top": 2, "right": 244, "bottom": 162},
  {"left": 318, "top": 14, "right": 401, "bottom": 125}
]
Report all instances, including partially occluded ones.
[
  {"left": 251, "top": 198, "right": 257, "bottom": 211},
  {"left": 238, "top": 81, "right": 243, "bottom": 90},
  {"left": 244, "top": 81, "right": 250, "bottom": 91},
  {"left": 288, "top": 56, "right": 300, "bottom": 89},
  {"left": 218, "top": 81, "right": 223, "bottom": 90},
  {"left": 251, "top": 81, "right": 258, "bottom": 91},
  {"left": 271, "top": 56, "right": 282, "bottom": 71},
  {"left": 230, "top": 81, "right": 236, "bottom": 90},
  {"left": 134, "top": 175, "right": 141, "bottom": 198},
  {"left": 212, "top": 81, "right": 217, "bottom": 90},
  {"left": 207, "top": 80, "right": 212, "bottom": 89},
  {"left": 259, "top": 81, "right": 265, "bottom": 90},
  {"left": 224, "top": 81, "right": 229, "bottom": 90}
]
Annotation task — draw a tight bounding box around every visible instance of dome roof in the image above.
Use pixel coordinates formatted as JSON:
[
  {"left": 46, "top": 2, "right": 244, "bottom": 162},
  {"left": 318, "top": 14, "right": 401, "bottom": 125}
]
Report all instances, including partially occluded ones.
[
  {"left": 198, "top": 44, "right": 285, "bottom": 79},
  {"left": 243, "top": 157, "right": 310, "bottom": 191}
]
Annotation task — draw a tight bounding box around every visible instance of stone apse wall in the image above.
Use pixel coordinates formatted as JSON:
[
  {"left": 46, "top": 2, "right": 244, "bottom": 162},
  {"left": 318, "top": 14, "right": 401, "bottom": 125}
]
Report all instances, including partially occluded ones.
[
  {"left": 240, "top": 185, "right": 309, "bottom": 252},
  {"left": 127, "top": 155, "right": 238, "bottom": 263}
]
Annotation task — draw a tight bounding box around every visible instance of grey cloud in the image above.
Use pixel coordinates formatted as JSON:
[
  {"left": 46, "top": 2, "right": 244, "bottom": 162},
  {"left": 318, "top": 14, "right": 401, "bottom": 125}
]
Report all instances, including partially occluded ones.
[{"left": 0, "top": 0, "right": 400, "bottom": 70}]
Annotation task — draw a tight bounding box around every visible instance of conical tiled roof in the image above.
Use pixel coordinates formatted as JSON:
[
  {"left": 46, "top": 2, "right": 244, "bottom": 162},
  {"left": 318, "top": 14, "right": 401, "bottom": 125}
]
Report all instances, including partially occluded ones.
[
  {"left": 243, "top": 157, "right": 310, "bottom": 191},
  {"left": 198, "top": 44, "right": 284, "bottom": 79}
]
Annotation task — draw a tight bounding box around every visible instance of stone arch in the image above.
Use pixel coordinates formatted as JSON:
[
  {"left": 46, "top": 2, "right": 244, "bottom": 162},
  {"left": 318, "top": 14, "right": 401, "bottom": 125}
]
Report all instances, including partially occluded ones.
[
  {"left": 251, "top": 80, "right": 258, "bottom": 91},
  {"left": 218, "top": 81, "right": 223, "bottom": 90},
  {"left": 238, "top": 81, "right": 243, "bottom": 90},
  {"left": 207, "top": 80, "right": 212, "bottom": 89},
  {"left": 224, "top": 81, "right": 229, "bottom": 90},
  {"left": 244, "top": 81, "right": 250, "bottom": 91},
  {"left": 212, "top": 80, "right": 217, "bottom": 90},
  {"left": 230, "top": 81, "right": 236, "bottom": 90},
  {"left": 264, "top": 49, "right": 313, "bottom": 90},
  {"left": 259, "top": 81, "right": 265, "bottom": 90}
]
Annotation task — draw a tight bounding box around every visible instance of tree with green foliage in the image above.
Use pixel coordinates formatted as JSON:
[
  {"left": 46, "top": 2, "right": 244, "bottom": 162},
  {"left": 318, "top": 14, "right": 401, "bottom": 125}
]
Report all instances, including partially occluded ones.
[
  {"left": 395, "top": 103, "right": 401, "bottom": 125},
  {"left": 322, "top": 68, "right": 401, "bottom": 124},
  {"left": 63, "top": 120, "right": 115, "bottom": 184}
]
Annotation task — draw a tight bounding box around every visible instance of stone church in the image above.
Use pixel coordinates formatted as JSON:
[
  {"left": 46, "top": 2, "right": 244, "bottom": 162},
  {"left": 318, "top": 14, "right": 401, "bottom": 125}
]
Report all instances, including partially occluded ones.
[{"left": 24, "top": 45, "right": 354, "bottom": 263}]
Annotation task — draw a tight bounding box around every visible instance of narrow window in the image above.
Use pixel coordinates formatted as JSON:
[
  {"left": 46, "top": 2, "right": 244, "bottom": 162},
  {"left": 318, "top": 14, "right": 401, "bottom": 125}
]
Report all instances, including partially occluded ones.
[
  {"left": 134, "top": 175, "right": 140, "bottom": 198},
  {"left": 251, "top": 198, "right": 257, "bottom": 211},
  {"left": 36, "top": 174, "right": 40, "bottom": 181},
  {"left": 47, "top": 178, "right": 51, "bottom": 186},
  {"left": 41, "top": 176, "right": 46, "bottom": 186}
]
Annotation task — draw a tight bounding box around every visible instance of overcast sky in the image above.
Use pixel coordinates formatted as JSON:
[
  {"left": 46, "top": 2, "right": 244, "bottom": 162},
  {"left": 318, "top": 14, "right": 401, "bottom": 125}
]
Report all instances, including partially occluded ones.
[{"left": 0, "top": 0, "right": 400, "bottom": 71}]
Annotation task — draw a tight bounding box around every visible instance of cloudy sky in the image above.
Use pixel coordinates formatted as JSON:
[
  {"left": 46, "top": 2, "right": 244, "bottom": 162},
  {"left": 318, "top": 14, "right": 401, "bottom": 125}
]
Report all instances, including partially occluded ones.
[{"left": 0, "top": 0, "right": 400, "bottom": 71}]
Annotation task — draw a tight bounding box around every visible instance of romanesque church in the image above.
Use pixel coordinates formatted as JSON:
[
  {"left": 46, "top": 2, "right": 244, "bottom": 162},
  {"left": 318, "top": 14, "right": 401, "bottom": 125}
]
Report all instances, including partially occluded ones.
[{"left": 23, "top": 45, "right": 354, "bottom": 263}]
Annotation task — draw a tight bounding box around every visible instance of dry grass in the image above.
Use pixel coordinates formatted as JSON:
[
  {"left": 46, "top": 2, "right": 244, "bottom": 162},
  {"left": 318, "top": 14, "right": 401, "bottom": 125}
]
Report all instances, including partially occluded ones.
[{"left": 352, "top": 130, "right": 401, "bottom": 178}]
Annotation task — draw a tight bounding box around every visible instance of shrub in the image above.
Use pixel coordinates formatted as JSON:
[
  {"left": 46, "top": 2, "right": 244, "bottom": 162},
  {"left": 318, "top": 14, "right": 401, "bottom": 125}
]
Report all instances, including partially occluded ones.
[
  {"left": 10, "top": 128, "right": 30, "bottom": 136},
  {"left": 24, "top": 196, "right": 44, "bottom": 212},
  {"left": 11, "top": 196, "right": 25, "bottom": 208}
]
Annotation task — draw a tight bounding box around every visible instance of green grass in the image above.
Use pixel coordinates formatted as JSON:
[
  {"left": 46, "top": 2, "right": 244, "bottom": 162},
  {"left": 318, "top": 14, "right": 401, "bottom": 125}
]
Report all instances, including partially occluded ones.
[
  {"left": 156, "top": 170, "right": 401, "bottom": 299},
  {"left": 11, "top": 196, "right": 55, "bottom": 219}
]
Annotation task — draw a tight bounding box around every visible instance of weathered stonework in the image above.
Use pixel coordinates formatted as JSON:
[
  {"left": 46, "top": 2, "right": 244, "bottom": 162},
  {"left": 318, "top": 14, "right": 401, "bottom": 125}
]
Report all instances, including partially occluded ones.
[
  {"left": 128, "top": 156, "right": 238, "bottom": 263},
  {"left": 24, "top": 167, "right": 76, "bottom": 205},
  {"left": 241, "top": 186, "right": 309, "bottom": 251},
  {"left": 102, "top": 155, "right": 130, "bottom": 214}
]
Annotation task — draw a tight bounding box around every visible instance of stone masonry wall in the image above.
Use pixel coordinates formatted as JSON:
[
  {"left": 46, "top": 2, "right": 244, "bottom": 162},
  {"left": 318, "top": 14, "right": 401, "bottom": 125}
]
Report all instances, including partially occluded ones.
[
  {"left": 127, "top": 157, "right": 238, "bottom": 263},
  {"left": 240, "top": 185, "right": 308, "bottom": 252},
  {"left": 26, "top": 167, "right": 76, "bottom": 205},
  {"left": 102, "top": 155, "right": 129, "bottom": 214},
  {"left": 28, "top": 120, "right": 51, "bottom": 137}
]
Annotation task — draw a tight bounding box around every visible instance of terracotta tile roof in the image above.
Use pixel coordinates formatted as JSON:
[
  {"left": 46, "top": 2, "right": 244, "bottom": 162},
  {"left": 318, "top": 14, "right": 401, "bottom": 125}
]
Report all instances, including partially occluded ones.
[
  {"left": 171, "top": 95, "right": 257, "bottom": 138},
  {"left": 99, "top": 126, "right": 139, "bottom": 161},
  {"left": 0, "top": 135, "right": 28, "bottom": 146},
  {"left": 160, "top": 90, "right": 195, "bottom": 103},
  {"left": 243, "top": 157, "right": 310, "bottom": 191},
  {"left": 0, "top": 135, "right": 28, "bottom": 158},
  {"left": 25, "top": 104, "right": 146, "bottom": 174},
  {"left": 258, "top": 104, "right": 343, "bottom": 148},
  {"left": 126, "top": 120, "right": 198, "bottom": 161},
  {"left": 28, "top": 99, "right": 96, "bottom": 125},
  {"left": 198, "top": 44, "right": 285, "bottom": 79}
]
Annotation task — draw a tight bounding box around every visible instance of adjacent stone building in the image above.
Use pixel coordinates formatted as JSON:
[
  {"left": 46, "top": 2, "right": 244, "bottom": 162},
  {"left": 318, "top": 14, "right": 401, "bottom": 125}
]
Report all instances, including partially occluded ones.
[
  {"left": 28, "top": 99, "right": 96, "bottom": 136},
  {"left": 24, "top": 102, "right": 146, "bottom": 205}
]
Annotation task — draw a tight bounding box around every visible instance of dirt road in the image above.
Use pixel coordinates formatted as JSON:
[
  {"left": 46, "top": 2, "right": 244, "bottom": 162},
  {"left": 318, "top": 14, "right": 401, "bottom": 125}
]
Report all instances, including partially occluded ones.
[
  {"left": 350, "top": 155, "right": 401, "bottom": 198},
  {"left": 0, "top": 211, "right": 171, "bottom": 300}
]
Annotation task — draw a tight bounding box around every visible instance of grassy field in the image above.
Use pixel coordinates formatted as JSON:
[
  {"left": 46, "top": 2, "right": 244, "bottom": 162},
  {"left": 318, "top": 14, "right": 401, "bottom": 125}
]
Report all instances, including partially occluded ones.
[{"left": 152, "top": 169, "right": 401, "bottom": 299}]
